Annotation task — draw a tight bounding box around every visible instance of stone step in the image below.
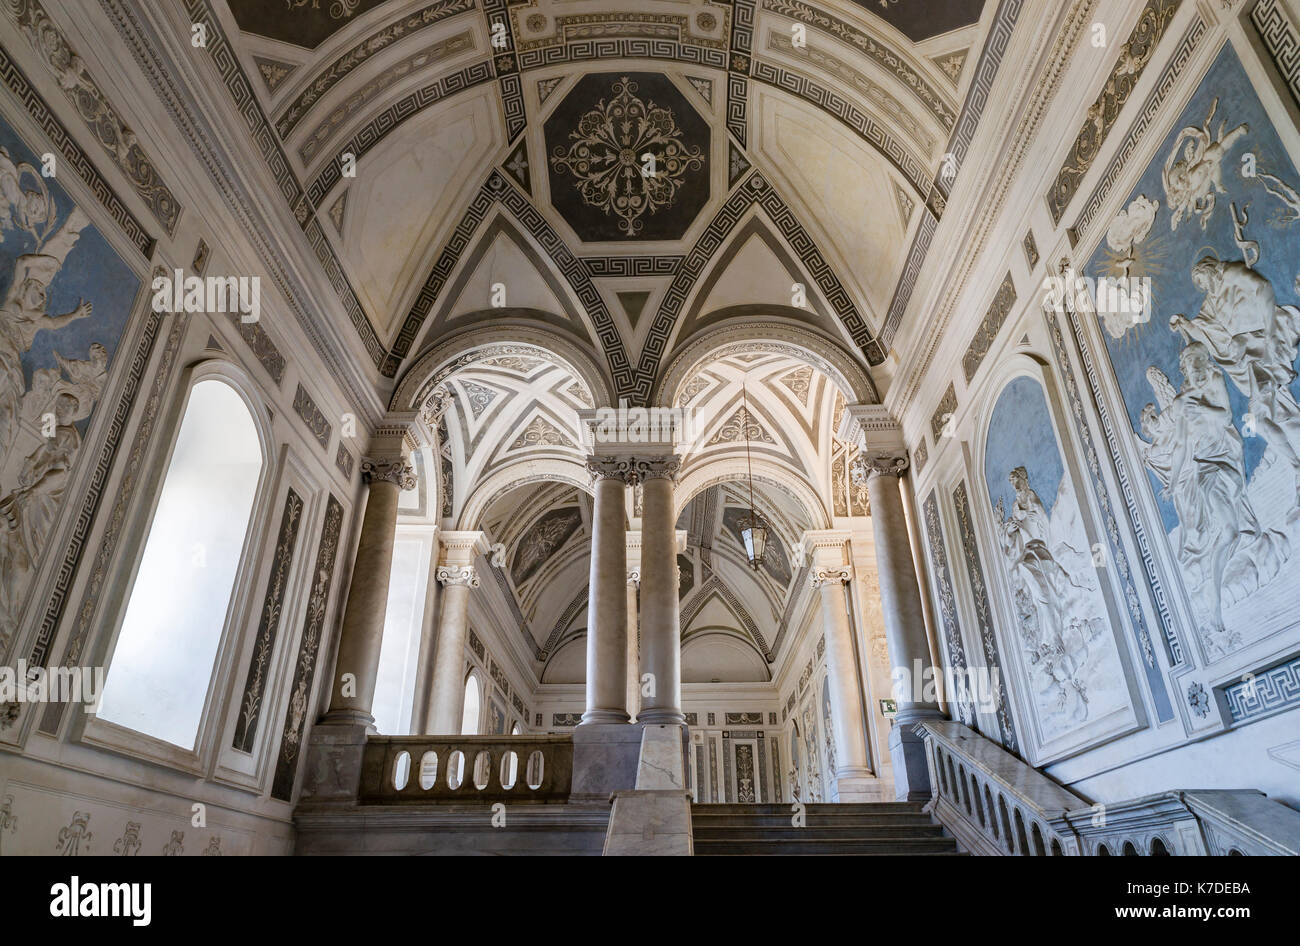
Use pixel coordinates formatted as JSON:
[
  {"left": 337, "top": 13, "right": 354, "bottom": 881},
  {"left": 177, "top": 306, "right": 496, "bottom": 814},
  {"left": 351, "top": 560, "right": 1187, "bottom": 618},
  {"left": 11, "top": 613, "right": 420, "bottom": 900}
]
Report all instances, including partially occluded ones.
[
  {"left": 694, "top": 837, "right": 960, "bottom": 855},
  {"left": 690, "top": 813, "right": 936, "bottom": 828},
  {"left": 692, "top": 802, "right": 925, "bottom": 814},
  {"left": 694, "top": 824, "right": 948, "bottom": 840}
]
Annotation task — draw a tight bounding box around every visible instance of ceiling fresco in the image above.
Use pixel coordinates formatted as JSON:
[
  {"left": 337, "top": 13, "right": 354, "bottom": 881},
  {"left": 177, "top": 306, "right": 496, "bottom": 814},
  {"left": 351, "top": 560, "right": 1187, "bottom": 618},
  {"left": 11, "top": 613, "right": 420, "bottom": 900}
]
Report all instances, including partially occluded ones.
[{"left": 544, "top": 73, "right": 711, "bottom": 242}]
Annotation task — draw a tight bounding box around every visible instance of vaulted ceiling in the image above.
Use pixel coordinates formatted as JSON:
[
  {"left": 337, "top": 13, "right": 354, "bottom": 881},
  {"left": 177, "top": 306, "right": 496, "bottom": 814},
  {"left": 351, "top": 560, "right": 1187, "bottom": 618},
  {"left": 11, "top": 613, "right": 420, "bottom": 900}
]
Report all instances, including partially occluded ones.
[
  {"left": 196, "top": 0, "right": 1006, "bottom": 407},
  {"left": 414, "top": 342, "right": 869, "bottom": 683}
]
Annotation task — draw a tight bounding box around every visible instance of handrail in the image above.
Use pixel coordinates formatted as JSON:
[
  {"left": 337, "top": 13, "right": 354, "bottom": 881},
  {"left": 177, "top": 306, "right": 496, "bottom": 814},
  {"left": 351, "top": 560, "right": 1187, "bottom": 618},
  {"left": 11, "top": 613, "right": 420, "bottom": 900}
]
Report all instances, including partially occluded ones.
[
  {"left": 358, "top": 734, "right": 574, "bottom": 805},
  {"left": 919, "top": 721, "right": 1300, "bottom": 855}
]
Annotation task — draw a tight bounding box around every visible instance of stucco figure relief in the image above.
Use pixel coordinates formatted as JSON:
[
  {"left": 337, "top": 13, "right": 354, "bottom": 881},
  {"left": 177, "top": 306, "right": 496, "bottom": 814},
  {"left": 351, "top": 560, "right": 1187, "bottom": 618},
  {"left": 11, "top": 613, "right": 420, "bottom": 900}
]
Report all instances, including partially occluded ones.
[
  {"left": 992, "top": 466, "right": 1127, "bottom": 741},
  {"left": 1138, "top": 255, "right": 1300, "bottom": 659},
  {"left": 1162, "top": 98, "right": 1249, "bottom": 232},
  {"left": 0, "top": 196, "right": 97, "bottom": 643}
]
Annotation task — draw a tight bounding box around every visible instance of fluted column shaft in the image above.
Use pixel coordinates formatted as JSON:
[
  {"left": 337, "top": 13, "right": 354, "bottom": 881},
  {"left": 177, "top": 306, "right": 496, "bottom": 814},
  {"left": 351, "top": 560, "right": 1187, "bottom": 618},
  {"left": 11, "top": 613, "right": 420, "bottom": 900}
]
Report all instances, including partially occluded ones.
[
  {"left": 812, "top": 569, "right": 872, "bottom": 777},
  {"left": 582, "top": 464, "right": 630, "bottom": 724},
  {"left": 635, "top": 456, "right": 683, "bottom": 725},
  {"left": 327, "top": 457, "right": 415, "bottom": 723}
]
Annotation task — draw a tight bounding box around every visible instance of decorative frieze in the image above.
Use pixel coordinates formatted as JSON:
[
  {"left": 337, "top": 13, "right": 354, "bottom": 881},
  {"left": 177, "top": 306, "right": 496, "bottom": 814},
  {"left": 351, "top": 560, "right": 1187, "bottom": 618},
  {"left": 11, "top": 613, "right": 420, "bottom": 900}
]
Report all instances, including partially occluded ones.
[
  {"left": 334, "top": 443, "right": 354, "bottom": 480},
  {"left": 272, "top": 495, "right": 345, "bottom": 801},
  {"left": 930, "top": 383, "right": 957, "bottom": 443},
  {"left": 952, "top": 481, "right": 1018, "bottom": 753},
  {"left": 233, "top": 489, "right": 304, "bottom": 753},
  {"left": 293, "top": 384, "right": 332, "bottom": 450},
  {"left": 962, "top": 272, "right": 1018, "bottom": 383}
]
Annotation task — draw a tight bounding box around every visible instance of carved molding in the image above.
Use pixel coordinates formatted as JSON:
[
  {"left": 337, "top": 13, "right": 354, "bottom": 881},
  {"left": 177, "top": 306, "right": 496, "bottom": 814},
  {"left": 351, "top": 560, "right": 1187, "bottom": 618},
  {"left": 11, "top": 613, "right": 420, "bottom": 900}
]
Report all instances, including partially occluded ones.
[
  {"left": 851, "top": 453, "right": 909, "bottom": 480},
  {"left": 809, "top": 566, "right": 852, "bottom": 588},
  {"left": 360, "top": 457, "right": 416, "bottom": 490},
  {"left": 436, "top": 564, "right": 480, "bottom": 587}
]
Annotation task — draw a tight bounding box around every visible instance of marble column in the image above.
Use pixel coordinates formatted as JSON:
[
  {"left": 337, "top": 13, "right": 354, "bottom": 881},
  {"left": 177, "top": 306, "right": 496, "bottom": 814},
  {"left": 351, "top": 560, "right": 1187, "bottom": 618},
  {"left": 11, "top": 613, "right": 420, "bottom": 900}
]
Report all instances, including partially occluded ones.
[
  {"left": 634, "top": 455, "right": 684, "bottom": 725},
  {"left": 626, "top": 570, "right": 640, "bottom": 721},
  {"left": 426, "top": 531, "right": 487, "bottom": 734},
  {"left": 325, "top": 455, "right": 417, "bottom": 724},
  {"left": 582, "top": 459, "right": 632, "bottom": 725},
  {"left": 803, "top": 530, "right": 881, "bottom": 802},
  {"left": 859, "top": 452, "right": 942, "bottom": 800}
]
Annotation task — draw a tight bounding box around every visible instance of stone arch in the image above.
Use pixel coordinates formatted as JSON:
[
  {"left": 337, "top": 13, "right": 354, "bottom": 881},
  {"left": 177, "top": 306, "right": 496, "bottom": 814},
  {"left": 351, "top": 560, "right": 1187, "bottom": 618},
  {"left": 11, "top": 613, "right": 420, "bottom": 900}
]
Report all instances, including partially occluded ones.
[
  {"left": 674, "top": 455, "right": 831, "bottom": 530},
  {"left": 389, "top": 323, "right": 615, "bottom": 416},
  {"left": 655, "top": 318, "right": 877, "bottom": 408},
  {"left": 456, "top": 457, "right": 593, "bottom": 531}
]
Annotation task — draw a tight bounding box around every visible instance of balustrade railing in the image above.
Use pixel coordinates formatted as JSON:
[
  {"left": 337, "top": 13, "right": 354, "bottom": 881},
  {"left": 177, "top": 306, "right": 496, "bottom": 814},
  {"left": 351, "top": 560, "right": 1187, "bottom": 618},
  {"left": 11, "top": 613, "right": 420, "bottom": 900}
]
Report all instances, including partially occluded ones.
[
  {"left": 919, "top": 721, "right": 1300, "bottom": 855},
  {"left": 359, "top": 735, "right": 574, "bottom": 804}
]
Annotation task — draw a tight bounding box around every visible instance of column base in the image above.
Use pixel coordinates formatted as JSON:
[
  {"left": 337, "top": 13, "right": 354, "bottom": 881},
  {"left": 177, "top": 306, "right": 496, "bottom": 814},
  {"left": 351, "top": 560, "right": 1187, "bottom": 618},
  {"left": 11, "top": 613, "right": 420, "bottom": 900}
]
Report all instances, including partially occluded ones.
[
  {"left": 635, "top": 723, "right": 689, "bottom": 791},
  {"left": 636, "top": 708, "right": 686, "bottom": 726},
  {"left": 889, "top": 711, "right": 942, "bottom": 802},
  {"left": 297, "top": 719, "right": 372, "bottom": 805},
  {"left": 580, "top": 709, "right": 632, "bottom": 725},
  {"left": 571, "top": 722, "right": 644, "bottom": 799},
  {"left": 829, "top": 769, "right": 890, "bottom": 803}
]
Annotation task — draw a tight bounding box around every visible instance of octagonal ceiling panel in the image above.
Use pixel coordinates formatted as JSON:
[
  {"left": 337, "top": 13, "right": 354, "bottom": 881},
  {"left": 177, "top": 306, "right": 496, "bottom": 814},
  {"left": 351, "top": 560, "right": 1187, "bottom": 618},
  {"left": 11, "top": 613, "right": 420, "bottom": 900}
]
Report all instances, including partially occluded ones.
[
  {"left": 544, "top": 72, "right": 710, "bottom": 242},
  {"left": 226, "top": 0, "right": 392, "bottom": 50},
  {"left": 852, "top": 0, "right": 986, "bottom": 43}
]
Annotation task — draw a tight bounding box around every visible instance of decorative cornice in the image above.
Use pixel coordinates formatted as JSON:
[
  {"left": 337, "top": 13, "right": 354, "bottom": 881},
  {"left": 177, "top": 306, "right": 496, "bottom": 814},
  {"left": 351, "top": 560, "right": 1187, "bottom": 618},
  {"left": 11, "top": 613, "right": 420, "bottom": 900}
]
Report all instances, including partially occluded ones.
[
  {"left": 435, "top": 564, "right": 479, "bottom": 587},
  {"left": 809, "top": 566, "right": 852, "bottom": 588},
  {"left": 361, "top": 457, "right": 417, "bottom": 490}
]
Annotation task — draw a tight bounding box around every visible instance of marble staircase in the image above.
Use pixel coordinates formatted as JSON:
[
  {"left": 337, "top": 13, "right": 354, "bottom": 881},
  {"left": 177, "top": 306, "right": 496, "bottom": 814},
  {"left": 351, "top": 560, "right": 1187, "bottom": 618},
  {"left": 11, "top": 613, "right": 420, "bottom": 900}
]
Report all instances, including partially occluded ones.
[{"left": 690, "top": 802, "right": 963, "bottom": 855}]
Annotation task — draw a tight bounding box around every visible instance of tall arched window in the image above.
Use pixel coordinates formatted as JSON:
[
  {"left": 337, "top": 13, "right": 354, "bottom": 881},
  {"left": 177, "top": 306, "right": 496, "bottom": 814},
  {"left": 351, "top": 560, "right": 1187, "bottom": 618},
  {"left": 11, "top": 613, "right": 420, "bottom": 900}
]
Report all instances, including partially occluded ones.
[
  {"left": 97, "top": 378, "right": 264, "bottom": 749},
  {"left": 460, "top": 673, "right": 481, "bottom": 736}
]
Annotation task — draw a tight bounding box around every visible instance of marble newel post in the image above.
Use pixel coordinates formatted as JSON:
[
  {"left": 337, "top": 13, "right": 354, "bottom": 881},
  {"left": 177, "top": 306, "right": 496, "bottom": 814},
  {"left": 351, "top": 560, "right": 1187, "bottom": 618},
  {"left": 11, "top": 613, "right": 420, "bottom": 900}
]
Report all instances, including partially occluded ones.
[
  {"left": 582, "top": 458, "right": 633, "bottom": 725},
  {"left": 635, "top": 455, "right": 685, "bottom": 726},
  {"left": 849, "top": 406, "right": 942, "bottom": 800},
  {"left": 802, "top": 531, "right": 883, "bottom": 802},
  {"left": 426, "top": 531, "right": 489, "bottom": 734}
]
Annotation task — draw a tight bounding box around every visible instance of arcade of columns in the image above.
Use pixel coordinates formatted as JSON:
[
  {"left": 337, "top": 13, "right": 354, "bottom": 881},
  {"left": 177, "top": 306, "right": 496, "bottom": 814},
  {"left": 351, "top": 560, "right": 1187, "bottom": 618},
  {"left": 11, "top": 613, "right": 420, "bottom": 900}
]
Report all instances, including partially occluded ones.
[{"left": 314, "top": 402, "right": 943, "bottom": 801}]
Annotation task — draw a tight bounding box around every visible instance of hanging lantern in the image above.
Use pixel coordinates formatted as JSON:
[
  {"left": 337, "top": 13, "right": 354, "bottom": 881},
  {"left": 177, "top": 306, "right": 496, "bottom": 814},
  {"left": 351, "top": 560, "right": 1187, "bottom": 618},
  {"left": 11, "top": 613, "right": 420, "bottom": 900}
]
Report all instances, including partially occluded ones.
[
  {"left": 739, "top": 380, "right": 767, "bottom": 570},
  {"left": 738, "top": 512, "right": 768, "bottom": 569}
]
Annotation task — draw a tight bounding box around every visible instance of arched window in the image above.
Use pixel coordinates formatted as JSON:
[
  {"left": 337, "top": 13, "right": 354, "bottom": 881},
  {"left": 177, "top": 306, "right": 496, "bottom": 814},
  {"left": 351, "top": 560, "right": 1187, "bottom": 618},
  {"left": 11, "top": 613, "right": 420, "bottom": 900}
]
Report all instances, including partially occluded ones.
[
  {"left": 461, "top": 673, "right": 481, "bottom": 735},
  {"left": 98, "top": 378, "right": 264, "bottom": 749}
]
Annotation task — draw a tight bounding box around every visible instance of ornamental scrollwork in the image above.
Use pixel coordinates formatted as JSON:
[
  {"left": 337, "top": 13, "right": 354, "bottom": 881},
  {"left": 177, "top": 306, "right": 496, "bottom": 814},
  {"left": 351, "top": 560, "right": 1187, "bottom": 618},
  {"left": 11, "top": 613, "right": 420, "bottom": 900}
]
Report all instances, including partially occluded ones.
[
  {"left": 361, "top": 457, "right": 417, "bottom": 490},
  {"left": 436, "top": 564, "right": 479, "bottom": 587}
]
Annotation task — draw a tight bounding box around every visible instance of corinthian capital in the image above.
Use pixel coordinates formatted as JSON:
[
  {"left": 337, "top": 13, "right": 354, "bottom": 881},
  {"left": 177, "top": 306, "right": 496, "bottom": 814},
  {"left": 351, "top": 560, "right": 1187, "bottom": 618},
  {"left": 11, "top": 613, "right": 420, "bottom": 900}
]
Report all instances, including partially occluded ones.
[
  {"left": 809, "top": 566, "right": 852, "bottom": 588},
  {"left": 362, "top": 456, "right": 417, "bottom": 490},
  {"left": 436, "top": 564, "right": 479, "bottom": 587},
  {"left": 586, "top": 455, "right": 639, "bottom": 484},
  {"left": 629, "top": 454, "right": 681, "bottom": 483},
  {"left": 851, "top": 452, "right": 909, "bottom": 483}
]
